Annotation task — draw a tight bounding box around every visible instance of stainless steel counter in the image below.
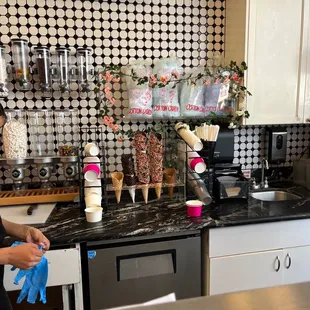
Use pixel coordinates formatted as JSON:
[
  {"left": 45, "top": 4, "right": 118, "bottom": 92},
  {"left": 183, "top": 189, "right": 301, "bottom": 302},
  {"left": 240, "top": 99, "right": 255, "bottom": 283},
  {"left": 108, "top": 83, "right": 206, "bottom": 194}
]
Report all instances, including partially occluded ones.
[{"left": 133, "top": 282, "right": 310, "bottom": 310}]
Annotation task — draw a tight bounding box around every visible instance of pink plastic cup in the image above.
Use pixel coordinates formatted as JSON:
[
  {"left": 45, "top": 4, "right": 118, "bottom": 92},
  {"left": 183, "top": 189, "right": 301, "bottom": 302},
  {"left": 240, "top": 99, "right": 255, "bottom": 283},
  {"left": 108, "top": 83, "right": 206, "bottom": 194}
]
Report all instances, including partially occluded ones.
[
  {"left": 189, "top": 157, "right": 206, "bottom": 174},
  {"left": 186, "top": 200, "right": 203, "bottom": 217},
  {"left": 84, "top": 164, "right": 101, "bottom": 182}
]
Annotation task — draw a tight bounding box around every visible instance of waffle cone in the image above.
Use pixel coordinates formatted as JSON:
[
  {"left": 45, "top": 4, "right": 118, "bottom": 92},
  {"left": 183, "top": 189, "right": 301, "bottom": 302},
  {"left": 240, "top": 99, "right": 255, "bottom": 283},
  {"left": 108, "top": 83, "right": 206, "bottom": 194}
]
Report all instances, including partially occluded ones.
[
  {"left": 165, "top": 168, "right": 176, "bottom": 200},
  {"left": 111, "top": 172, "right": 124, "bottom": 203},
  {"left": 154, "top": 183, "right": 162, "bottom": 199},
  {"left": 141, "top": 184, "right": 149, "bottom": 204}
]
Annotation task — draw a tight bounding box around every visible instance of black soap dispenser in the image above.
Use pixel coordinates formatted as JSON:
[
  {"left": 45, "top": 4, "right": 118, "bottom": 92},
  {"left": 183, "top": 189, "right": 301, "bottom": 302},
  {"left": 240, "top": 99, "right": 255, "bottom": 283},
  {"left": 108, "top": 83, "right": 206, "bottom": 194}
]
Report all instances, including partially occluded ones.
[{"left": 265, "top": 127, "right": 287, "bottom": 164}]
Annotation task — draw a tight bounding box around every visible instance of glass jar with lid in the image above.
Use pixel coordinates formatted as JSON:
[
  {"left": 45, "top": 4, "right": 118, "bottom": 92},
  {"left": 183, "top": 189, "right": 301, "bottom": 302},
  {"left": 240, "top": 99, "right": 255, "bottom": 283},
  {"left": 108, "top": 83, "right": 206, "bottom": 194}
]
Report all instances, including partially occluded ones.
[
  {"left": 76, "top": 48, "right": 92, "bottom": 93},
  {"left": 11, "top": 38, "right": 31, "bottom": 91},
  {"left": 55, "top": 109, "right": 79, "bottom": 156},
  {"left": 27, "top": 109, "right": 54, "bottom": 157},
  {"left": 2, "top": 109, "right": 28, "bottom": 159},
  {"left": 55, "top": 47, "right": 71, "bottom": 94},
  {"left": 0, "top": 44, "right": 9, "bottom": 97},
  {"left": 34, "top": 46, "right": 52, "bottom": 96}
]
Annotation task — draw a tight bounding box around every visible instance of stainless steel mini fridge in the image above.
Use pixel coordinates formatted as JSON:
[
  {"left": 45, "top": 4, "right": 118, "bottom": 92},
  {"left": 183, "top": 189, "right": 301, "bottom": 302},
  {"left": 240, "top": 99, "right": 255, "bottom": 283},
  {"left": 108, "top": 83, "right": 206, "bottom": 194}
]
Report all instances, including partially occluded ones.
[{"left": 86, "top": 233, "right": 201, "bottom": 310}]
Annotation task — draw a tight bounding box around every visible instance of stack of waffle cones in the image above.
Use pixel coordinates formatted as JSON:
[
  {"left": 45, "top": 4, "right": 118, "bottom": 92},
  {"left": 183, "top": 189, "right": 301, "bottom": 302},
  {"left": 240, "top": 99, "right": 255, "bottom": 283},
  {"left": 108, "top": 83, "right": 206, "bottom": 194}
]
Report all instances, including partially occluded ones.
[{"left": 111, "top": 172, "right": 124, "bottom": 203}]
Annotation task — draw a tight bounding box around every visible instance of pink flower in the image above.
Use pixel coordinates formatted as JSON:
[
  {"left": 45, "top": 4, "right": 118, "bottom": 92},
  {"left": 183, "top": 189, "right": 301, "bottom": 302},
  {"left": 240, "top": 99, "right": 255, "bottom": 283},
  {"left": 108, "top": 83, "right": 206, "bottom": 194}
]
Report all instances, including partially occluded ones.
[
  {"left": 149, "top": 81, "right": 155, "bottom": 87},
  {"left": 104, "top": 118, "right": 111, "bottom": 126},
  {"left": 150, "top": 75, "right": 157, "bottom": 83},
  {"left": 103, "top": 115, "right": 110, "bottom": 122},
  {"left": 231, "top": 73, "right": 241, "bottom": 83},
  {"left": 112, "top": 124, "right": 119, "bottom": 133},
  {"left": 171, "top": 71, "right": 179, "bottom": 78},
  {"left": 109, "top": 97, "right": 116, "bottom": 105},
  {"left": 103, "top": 71, "right": 113, "bottom": 82},
  {"left": 109, "top": 117, "right": 114, "bottom": 123},
  {"left": 112, "top": 77, "right": 120, "bottom": 83},
  {"left": 160, "top": 76, "right": 169, "bottom": 85},
  {"left": 117, "top": 137, "right": 125, "bottom": 142},
  {"left": 104, "top": 85, "right": 111, "bottom": 95}
]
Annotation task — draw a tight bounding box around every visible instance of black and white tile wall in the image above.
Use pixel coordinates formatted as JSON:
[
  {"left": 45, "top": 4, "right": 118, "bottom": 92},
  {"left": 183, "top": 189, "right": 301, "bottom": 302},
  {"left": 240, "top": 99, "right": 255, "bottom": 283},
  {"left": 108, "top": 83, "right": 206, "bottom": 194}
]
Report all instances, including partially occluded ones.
[
  {"left": 233, "top": 124, "right": 310, "bottom": 171},
  {"left": 0, "top": 0, "right": 308, "bottom": 183}
]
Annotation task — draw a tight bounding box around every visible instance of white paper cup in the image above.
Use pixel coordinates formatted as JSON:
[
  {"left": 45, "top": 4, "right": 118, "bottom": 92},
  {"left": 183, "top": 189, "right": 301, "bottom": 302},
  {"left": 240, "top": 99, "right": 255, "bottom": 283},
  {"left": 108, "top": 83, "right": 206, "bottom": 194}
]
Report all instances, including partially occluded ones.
[
  {"left": 85, "top": 206, "right": 103, "bottom": 223},
  {"left": 85, "top": 193, "right": 102, "bottom": 208},
  {"left": 84, "top": 164, "right": 100, "bottom": 182},
  {"left": 83, "top": 156, "right": 100, "bottom": 165},
  {"left": 85, "top": 143, "right": 99, "bottom": 156},
  {"left": 84, "top": 179, "right": 102, "bottom": 197},
  {"left": 85, "top": 186, "right": 102, "bottom": 197}
]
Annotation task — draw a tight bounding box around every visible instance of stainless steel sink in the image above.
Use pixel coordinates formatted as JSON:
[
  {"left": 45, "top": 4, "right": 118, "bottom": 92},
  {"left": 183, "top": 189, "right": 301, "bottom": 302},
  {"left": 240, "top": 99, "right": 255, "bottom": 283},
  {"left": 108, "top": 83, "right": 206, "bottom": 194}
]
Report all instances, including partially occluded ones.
[{"left": 250, "top": 191, "right": 302, "bottom": 202}]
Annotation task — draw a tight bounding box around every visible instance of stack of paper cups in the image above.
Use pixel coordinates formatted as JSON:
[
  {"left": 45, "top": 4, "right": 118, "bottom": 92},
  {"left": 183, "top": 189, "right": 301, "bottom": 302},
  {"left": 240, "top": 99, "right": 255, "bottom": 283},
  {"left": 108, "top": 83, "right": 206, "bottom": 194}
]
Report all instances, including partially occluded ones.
[{"left": 83, "top": 143, "right": 102, "bottom": 222}]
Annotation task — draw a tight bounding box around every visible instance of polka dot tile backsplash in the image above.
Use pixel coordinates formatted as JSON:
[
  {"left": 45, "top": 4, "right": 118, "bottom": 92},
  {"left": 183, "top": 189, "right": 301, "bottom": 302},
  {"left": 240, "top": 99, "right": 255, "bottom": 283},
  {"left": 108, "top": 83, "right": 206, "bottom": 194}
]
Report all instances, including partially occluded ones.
[
  {"left": 233, "top": 124, "right": 310, "bottom": 170},
  {"left": 0, "top": 0, "right": 308, "bottom": 184}
]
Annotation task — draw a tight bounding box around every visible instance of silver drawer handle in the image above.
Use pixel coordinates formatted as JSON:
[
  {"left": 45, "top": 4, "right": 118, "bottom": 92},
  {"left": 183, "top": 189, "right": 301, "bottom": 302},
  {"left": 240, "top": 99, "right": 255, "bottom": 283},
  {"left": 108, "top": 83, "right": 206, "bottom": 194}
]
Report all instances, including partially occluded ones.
[
  {"left": 285, "top": 253, "right": 291, "bottom": 269},
  {"left": 275, "top": 256, "right": 280, "bottom": 272}
]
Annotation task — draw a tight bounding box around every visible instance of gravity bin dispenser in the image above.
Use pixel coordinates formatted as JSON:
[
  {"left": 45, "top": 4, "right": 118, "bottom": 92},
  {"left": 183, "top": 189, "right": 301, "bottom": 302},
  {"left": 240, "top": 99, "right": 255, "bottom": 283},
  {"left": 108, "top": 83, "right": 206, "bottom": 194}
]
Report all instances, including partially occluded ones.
[{"left": 0, "top": 109, "right": 80, "bottom": 206}]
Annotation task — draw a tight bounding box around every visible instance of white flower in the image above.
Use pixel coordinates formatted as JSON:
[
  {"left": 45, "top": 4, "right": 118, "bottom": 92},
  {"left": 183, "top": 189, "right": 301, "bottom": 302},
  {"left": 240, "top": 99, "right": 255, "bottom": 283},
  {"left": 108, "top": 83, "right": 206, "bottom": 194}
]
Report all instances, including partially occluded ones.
[
  {"left": 228, "top": 122, "right": 236, "bottom": 129},
  {"left": 235, "top": 110, "right": 244, "bottom": 117}
]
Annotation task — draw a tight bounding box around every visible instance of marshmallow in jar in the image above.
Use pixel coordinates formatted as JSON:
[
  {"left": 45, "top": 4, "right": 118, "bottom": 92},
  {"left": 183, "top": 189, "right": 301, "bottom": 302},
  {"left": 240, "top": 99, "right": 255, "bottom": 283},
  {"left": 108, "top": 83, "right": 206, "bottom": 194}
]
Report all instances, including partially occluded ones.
[{"left": 3, "top": 109, "right": 27, "bottom": 159}]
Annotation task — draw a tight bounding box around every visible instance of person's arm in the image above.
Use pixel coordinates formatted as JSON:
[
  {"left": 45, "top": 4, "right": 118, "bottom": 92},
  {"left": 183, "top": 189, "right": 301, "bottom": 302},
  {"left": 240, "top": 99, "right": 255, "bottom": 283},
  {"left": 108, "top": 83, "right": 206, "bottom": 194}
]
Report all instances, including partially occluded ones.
[
  {"left": 2, "top": 219, "right": 28, "bottom": 240},
  {"left": 2, "top": 219, "right": 50, "bottom": 251}
]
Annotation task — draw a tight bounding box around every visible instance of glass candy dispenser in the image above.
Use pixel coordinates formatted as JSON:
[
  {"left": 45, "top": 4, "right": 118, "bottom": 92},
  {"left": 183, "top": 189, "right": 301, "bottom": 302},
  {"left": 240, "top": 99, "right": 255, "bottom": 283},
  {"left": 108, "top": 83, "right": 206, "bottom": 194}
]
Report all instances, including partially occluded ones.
[
  {"left": 28, "top": 109, "right": 55, "bottom": 190},
  {"left": 11, "top": 38, "right": 31, "bottom": 91},
  {"left": 3, "top": 110, "right": 27, "bottom": 159},
  {"left": 76, "top": 48, "right": 92, "bottom": 93},
  {"left": 0, "top": 44, "right": 9, "bottom": 97},
  {"left": 34, "top": 46, "right": 52, "bottom": 96},
  {"left": 55, "top": 47, "right": 71, "bottom": 94},
  {"left": 55, "top": 109, "right": 79, "bottom": 156},
  {"left": 55, "top": 109, "right": 79, "bottom": 188},
  {"left": 27, "top": 109, "right": 54, "bottom": 157}
]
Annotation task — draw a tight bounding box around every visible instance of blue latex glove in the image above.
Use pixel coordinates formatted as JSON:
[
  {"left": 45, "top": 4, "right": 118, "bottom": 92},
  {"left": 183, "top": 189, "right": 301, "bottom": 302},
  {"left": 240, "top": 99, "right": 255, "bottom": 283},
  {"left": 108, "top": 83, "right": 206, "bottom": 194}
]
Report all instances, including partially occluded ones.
[{"left": 11, "top": 241, "right": 48, "bottom": 304}]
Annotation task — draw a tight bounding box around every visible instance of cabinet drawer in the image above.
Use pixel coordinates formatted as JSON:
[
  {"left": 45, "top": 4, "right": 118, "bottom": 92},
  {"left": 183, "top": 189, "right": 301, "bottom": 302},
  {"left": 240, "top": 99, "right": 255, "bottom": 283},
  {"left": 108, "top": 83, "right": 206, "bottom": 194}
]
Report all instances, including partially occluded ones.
[
  {"left": 209, "top": 250, "right": 283, "bottom": 295},
  {"left": 209, "top": 219, "right": 310, "bottom": 257},
  {"left": 4, "top": 248, "right": 81, "bottom": 291}
]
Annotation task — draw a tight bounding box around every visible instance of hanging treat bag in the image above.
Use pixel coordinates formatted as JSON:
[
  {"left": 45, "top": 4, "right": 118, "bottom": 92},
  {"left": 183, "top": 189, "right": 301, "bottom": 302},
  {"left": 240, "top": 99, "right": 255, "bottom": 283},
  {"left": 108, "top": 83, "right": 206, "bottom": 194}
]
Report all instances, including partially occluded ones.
[
  {"left": 152, "top": 58, "right": 181, "bottom": 118},
  {"left": 126, "top": 60, "right": 153, "bottom": 119},
  {"left": 180, "top": 69, "right": 206, "bottom": 117}
]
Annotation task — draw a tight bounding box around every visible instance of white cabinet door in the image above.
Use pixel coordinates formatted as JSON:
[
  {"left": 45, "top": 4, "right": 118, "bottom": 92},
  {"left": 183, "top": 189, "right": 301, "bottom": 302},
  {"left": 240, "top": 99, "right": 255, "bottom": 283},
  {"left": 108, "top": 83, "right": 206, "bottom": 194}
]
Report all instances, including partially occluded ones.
[
  {"left": 209, "top": 250, "right": 284, "bottom": 295},
  {"left": 245, "top": 0, "right": 307, "bottom": 125},
  {"left": 283, "top": 245, "right": 310, "bottom": 285},
  {"left": 4, "top": 248, "right": 81, "bottom": 291}
]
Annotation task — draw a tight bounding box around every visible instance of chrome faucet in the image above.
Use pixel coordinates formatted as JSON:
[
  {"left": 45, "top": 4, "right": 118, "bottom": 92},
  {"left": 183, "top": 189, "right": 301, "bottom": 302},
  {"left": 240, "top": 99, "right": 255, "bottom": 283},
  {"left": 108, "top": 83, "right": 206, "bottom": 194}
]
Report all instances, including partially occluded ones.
[{"left": 261, "top": 158, "right": 269, "bottom": 188}]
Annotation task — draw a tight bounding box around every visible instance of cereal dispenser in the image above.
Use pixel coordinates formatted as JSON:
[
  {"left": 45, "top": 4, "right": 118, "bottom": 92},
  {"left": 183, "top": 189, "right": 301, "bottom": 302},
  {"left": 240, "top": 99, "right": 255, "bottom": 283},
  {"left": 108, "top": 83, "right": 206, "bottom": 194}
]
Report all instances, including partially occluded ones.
[
  {"left": 11, "top": 38, "right": 31, "bottom": 91},
  {"left": 0, "top": 44, "right": 9, "bottom": 97},
  {"left": 7, "top": 158, "right": 28, "bottom": 195},
  {"left": 34, "top": 46, "right": 52, "bottom": 96},
  {"left": 28, "top": 109, "right": 55, "bottom": 189},
  {"left": 55, "top": 47, "right": 71, "bottom": 94},
  {"left": 55, "top": 108, "right": 79, "bottom": 187},
  {"left": 3, "top": 109, "right": 27, "bottom": 159},
  {"left": 76, "top": 48, "right": 92, "bottom": 93}
]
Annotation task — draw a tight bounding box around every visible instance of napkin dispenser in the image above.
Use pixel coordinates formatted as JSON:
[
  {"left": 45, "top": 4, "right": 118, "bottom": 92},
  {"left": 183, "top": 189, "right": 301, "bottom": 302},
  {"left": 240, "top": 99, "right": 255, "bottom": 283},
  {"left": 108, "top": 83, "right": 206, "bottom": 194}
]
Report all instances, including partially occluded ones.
[{"left": 213, "top": 164, "right": 249, "bottom": 201}]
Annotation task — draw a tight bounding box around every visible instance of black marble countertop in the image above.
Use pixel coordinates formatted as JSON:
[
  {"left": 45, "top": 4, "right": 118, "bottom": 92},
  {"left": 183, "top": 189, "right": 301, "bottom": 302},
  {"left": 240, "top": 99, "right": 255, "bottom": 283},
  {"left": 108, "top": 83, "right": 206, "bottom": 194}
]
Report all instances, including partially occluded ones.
[{"left": 13, "top": 181, "right": 310, "bottom": 246}]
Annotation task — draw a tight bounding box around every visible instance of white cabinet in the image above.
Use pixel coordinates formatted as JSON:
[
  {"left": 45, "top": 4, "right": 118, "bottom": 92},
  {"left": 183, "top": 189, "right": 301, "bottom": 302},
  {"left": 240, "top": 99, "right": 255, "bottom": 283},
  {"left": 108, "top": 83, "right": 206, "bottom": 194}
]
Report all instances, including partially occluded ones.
[
  {"left": 209, "top": 250, "right": 283, "bottom": 295},
  {"left": 205, "top": 219, "right": 310, "bottom": 296},
  {"left": 226, "top": 0, "right": 309, "bottom": 125},
  {"left": 283, "top": 246, "right": 310, "bottom": 285},
  {"left": 4, "top": 245, "right": 84, "bottom": 310}
]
